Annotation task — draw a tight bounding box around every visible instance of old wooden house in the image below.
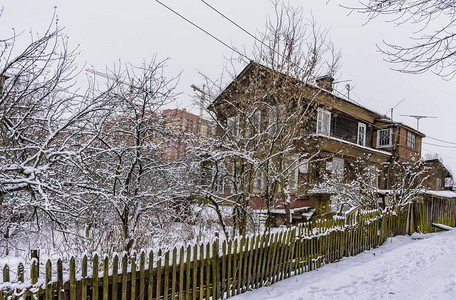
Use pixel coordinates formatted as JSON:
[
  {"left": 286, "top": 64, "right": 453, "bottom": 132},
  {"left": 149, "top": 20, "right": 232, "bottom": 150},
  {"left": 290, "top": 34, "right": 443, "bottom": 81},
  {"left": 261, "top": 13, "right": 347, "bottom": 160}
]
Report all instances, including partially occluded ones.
[
  {"left": 210, "top": 61, "right": 445, "bottom": 220},
  {"left": 422, "top": 159, "right": 453, "bottom": 191}
]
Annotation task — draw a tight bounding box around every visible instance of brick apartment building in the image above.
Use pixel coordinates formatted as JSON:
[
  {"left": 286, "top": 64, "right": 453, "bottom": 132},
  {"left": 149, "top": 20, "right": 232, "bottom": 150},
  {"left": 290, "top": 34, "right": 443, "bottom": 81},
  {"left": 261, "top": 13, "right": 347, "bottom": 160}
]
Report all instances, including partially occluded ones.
[{"left": 162, "top": 109, "right": 215, "bottom": 160}]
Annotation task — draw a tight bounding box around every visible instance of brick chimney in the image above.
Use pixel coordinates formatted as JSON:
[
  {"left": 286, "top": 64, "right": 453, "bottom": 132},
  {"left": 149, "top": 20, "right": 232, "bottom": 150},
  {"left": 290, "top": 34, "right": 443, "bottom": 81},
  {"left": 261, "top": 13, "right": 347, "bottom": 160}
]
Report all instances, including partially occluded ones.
[{"left": 315, "top": 75, "right": 334, "bottom": 92}]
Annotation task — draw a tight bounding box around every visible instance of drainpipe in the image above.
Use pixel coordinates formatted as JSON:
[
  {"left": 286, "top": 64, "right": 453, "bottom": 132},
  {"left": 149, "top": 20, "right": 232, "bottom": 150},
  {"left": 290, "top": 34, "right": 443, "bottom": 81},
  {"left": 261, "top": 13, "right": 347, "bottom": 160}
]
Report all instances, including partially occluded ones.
[{"left": 393, "top": 125, "right": 400, "bottom": 153}]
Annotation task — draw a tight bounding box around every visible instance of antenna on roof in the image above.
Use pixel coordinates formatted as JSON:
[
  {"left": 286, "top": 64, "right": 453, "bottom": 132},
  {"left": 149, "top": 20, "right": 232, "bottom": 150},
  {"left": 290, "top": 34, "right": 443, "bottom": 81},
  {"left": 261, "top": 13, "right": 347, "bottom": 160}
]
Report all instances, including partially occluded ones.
[
  {"left": 386, "top": 98, "right": 406, "bottom": 121},
  {"left": 345, "top": 84, "right": 351, "bottom": 101},
  {"left": 400, "top": 114, "right": 437, "bottom": 131}
]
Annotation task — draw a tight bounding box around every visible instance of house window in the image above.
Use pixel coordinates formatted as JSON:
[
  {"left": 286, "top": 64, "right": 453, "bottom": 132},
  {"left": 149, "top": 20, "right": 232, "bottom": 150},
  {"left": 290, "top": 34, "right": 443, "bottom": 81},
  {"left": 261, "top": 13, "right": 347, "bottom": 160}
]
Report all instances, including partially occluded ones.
[
  {"left": 254, "top": 110, "right": 261, "bottom": 132},
  {"left": 326, "top": 157, "right": 344, "bottom": 177},
  {"left": 247, "top": 110, "right": 262, "bottom": 137},
  {"left": 269, "top": 105, "right": 285, "bottom": 135},
  {"left": 366, "top": 166, "right": 379, "bottom": 188},
  {"left": 214, "top": 176, "right": 225, "bottom": 193},
  {"left": 316, "top": 108, "right": 331, "bottom": 136},
  {"left": 227, "top": 115, "right": 240, "bottom": 137},
  {"left": 254, "top": 171, "right": 267, "bottom": 192},
  {"left": 445, "top": 177, "right": 453, "bottom": 188},
  {"left": 286, "top": 157, "right": 300, "bottom": 190},
  {"left": 377, "top": 128, "right": 392, "bottom": 148},
  {"left": 326, "top": 161, "right": 333, "bottom": 171},
  {"left": 357, "top": 122, "right": 366, "bottom": 146},
  {"left": 289, "top": 167, "right": 299, "bottom": 190},
  {"left": 332, "top": 158, "right": 344, "bottom": 175},
  {"left": 299, "top": 162, "right": 308, "bottom": 174},
  {"left": 212, "top": 165, "right": 225, "bottom": 193},
  {"left": 407, "top": 131, "right": 416, "bottom": 150},
  {"left": 436, "top": 178, "right": 442, "bottom": 190}
]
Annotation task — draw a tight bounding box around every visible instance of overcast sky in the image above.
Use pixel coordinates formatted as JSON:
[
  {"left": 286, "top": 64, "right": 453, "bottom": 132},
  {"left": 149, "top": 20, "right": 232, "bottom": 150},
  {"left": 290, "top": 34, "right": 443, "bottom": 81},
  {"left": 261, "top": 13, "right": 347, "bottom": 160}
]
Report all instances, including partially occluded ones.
[{"left": 2, "top": 0, "right": 456, "bottom": 173}]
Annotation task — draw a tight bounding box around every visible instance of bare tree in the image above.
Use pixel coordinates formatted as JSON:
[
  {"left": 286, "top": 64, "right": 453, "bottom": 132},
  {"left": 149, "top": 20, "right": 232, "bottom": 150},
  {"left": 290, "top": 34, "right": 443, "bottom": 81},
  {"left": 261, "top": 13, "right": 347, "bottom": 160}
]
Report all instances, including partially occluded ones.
[
  {"left": 319, "top": 160, "right": 383, "bottom": 211},
  {"left": 196, "top": 1, "right": 341, "bottom": 235},
  {"left": 386, "top": 159, "right": 429, "bottom": 209},
  {"left": 320, "top": 158, "right": 428, "bottom": 212},
  {"left": 77, "top": 58, "right": 199, "bottom": 252},
  {"left": 0, "top": 18, "right": 111, "bottom": 251},
  {"left": 253, "top": 0, "right": 341, "bottom": 81},
  {"left": 349, "top": 0, "right": 456, "bottom": 78}
]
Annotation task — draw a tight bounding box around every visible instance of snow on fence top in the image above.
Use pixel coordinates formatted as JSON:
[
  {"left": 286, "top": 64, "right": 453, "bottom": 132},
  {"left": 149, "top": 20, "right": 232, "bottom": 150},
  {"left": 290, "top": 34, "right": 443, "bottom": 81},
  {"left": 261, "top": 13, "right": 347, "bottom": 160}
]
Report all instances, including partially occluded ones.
[{"left": 0, "top": 209, "right": 389, "bottom": 299}]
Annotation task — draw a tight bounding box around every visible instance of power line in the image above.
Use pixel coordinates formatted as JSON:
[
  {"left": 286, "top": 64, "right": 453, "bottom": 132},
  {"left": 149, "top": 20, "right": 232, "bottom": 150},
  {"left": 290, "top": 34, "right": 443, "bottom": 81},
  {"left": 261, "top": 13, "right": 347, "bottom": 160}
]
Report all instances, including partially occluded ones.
[
  {"left": 200, "top": 0, "right": 357, "bottom": 95},
  {"left": 423, "top": 141, "right": 456, "bottom": 149},
  {"left": 158, "top": 0, "right": 368, "bottom": 111},
  {"left": 201, "top": 0, "right": 266, "bottom": 49},
  {"left": 201, "top": 0, "right": 298, "bottom": 72},
  {"left": 393, "top": 131, "right": 456, "bottom": 149},
  {"left": 155, "top": 0, "right": 251, "bottom": 62},
  {"left": 426, "top": 136, "right": 456, "bottom": 146},
  {"left": 422, "top": 148, "right": 456, "bottom": 161}
]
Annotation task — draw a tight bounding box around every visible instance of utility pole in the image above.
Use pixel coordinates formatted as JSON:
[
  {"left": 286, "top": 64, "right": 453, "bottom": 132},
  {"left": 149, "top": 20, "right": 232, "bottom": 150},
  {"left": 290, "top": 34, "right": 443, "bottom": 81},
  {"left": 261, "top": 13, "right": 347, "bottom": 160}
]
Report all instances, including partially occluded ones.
[{"left": 191, "top": 84, "right": 206, "bottom": 135}]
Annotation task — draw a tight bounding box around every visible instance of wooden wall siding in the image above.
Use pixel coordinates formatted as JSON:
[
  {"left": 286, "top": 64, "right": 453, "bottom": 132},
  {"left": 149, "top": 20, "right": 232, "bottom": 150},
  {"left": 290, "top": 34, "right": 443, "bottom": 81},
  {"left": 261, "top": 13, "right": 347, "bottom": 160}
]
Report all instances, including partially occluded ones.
[
  {"left": 315, "top": 93, "right": 378, "bottom": 124},
  {"left": 421, "top": 161, "right": 452, "bottom": 191},
  {"left": 372, "top": 126, "right": 422, "bottom": 162},
  {"left": 395, "top": 127, "right": 422, "bottom": 161}
]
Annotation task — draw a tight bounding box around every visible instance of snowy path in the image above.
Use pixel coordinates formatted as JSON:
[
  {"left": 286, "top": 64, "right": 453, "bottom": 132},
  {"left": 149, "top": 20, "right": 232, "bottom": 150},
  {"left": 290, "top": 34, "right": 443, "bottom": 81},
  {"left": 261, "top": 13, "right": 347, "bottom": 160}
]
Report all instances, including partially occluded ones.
[{"left": 233, "top": 229, "right": 456, "bottom": 300}]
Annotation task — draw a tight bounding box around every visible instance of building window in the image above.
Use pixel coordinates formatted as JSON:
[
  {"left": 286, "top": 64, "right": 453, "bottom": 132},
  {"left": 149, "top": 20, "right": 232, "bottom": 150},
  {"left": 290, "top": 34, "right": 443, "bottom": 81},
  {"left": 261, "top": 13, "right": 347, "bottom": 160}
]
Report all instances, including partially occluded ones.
[
  {"left": 247, "top": 110, "right": 262, "bottom": 137},
  {"left": 407, "top": 131, "right": 416, "bottom": 150},
  {"left": 286, "top": 157, "right": 302, "bottom": 190},
  {"left": 332, "top": 158, "right": 344, "bottom": 174},
  {"left": 299, "top": 162, "right": 308, "bottom": 174},
  {"left": 326, "top": 161, "right": 333, "bottom": 171},
  {"left": 436, "top": 178, "right": 442, "bottom": 190},
  {"left": 289, "top": 167, "right": 299, "bottom": 190},
  {"left": 212, "top": 165, "right": 225, "bottom": 194},
  {"left": 214, "top": 176, "right": 224, "bottom": 193},
  {"left": 357, "top": 122, "right": 366, "bottom": 146},
  {"left": 227, "top": 115, "right": 240, "bottom": 137},
  {"left": 377, "top": 128, "right": 392, "bottom": 148},
  {"left": 366, "top": 166, "right": 379, "bottom": 188},
  {"left": 269, "top": 105, "right": 285, "bottom": 135},
  {"left": 326, "top": 157, "right": 344, "bottom": 177},
  {"left": 445, "top": 177, "right": 453, "bottom": 188},
  {"left": 316, "top": 107, "right": 331, "bottom": 136},
  {"left": 253, "top": 110, "right": 261, "bottom": 132},
  {"left": 254, "top": 171, "right": 267, "bottom": 192}
]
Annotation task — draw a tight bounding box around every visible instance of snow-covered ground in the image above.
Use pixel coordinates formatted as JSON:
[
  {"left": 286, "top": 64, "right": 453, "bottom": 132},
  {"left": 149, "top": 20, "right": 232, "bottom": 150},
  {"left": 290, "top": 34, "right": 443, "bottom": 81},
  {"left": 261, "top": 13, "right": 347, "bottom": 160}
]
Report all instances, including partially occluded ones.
[{"left": 233, "top": 229, "right": 456, "bottom": 300}]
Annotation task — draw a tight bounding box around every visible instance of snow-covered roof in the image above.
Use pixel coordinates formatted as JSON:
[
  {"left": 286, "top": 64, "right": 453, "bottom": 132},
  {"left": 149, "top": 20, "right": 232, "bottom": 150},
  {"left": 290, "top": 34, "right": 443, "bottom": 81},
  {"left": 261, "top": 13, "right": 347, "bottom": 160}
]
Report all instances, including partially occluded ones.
[
  {"left": 377, "top": 189, "right": 456, "bottom": 199},
  {"left": 268, "top": 207, "right": 313, "bottom": 214},
  {"left": 423, "top": 190, "right": 456, "bottom": 199}
]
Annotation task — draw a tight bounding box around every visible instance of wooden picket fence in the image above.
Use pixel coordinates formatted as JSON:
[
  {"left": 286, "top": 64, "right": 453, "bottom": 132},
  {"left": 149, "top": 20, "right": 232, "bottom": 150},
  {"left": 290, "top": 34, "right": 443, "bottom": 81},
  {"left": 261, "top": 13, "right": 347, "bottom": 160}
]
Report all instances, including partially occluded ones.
[
  {"left": 414, "top": 194, "right": 456, "bottom": 233},
  {"left": 0, "top": 204, "right": 418, "bottom": 300}
]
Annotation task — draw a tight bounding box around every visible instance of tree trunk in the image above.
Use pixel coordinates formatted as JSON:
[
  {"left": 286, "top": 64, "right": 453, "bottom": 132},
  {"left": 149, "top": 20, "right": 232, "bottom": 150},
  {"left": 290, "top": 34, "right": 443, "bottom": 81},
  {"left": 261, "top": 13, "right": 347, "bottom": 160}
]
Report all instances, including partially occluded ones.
[{"left": 284, "top": 203, "right": 292, "bottom": 228}]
